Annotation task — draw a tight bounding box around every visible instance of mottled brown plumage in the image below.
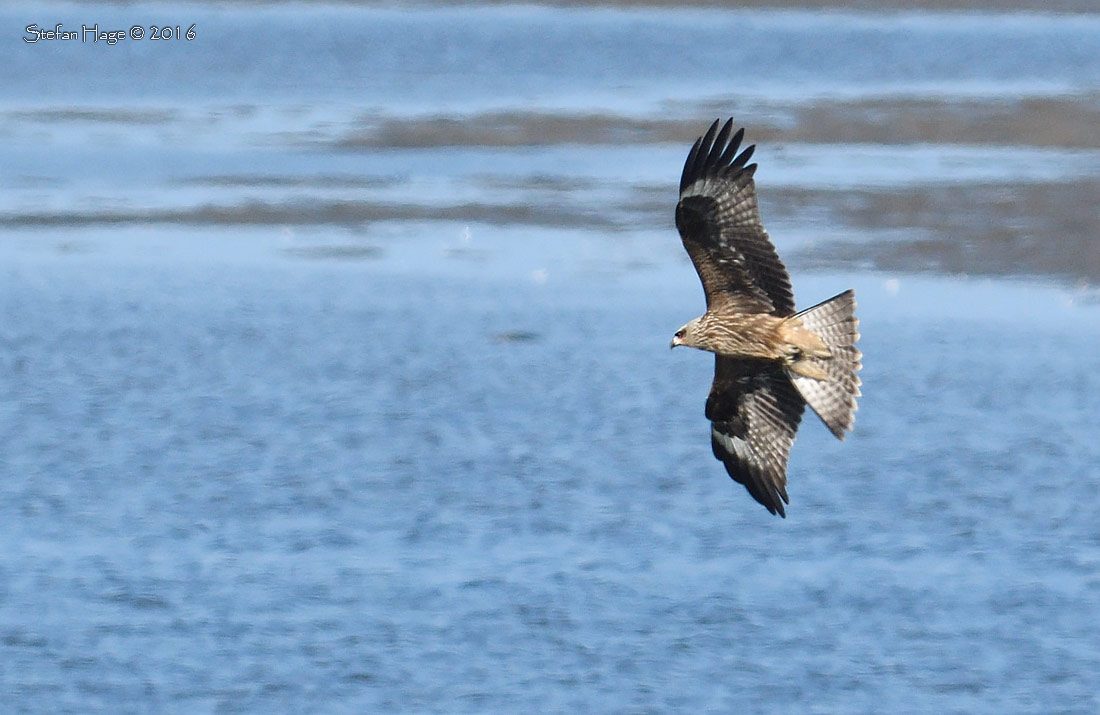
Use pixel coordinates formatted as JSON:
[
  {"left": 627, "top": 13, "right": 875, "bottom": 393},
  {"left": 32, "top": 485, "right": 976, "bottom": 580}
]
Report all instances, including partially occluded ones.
[{"left": 671, "top": 119, "right": 862, "bottom": 517}]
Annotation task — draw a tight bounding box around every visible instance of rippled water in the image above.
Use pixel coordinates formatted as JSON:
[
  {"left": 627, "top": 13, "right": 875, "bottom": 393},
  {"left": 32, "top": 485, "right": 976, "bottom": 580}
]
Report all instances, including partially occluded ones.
[
  {"left": 8, "top": 5, "right": 1100, "bottom": 108},
  {"left": 3, "top": 230, "right": 1100, "bottom": 712},
  {"left": 3, "top": 2, "right": 1100, "bottom": 712}
]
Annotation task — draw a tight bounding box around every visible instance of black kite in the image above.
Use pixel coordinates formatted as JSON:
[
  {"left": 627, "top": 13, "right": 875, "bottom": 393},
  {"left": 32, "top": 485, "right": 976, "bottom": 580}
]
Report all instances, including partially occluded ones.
[{"left": 670, "top": 119, "right": 862, "bottom": 517}]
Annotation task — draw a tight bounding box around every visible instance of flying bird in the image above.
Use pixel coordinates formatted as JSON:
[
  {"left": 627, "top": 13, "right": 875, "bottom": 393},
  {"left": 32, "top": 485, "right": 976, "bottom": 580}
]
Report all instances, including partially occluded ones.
[{"left": 670, "top": 119, "right": 862, "bottom": 517}]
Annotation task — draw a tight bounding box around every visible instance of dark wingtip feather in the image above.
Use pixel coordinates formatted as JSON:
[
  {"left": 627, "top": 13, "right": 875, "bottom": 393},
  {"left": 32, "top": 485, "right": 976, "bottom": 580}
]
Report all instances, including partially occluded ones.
[
  {"left": 751, "top": 477, "right": 783, "bottom": 517},
  {"left": 771, "top": 477, "right": 788, "bottom": 518},
  {"left": 679, "top": 118, "right": 756, "bottom": 194},
  {"left": 708, "top": 119, "right": 734, "bottom": 165},
  {"left": 732, "top": 144, "right": 755, "bottom": 170},
  {"left": 766, "top": 483, "right": 787, "bottom": 518},
  {"left": 688, "top": 119, "right": 721, "bottom": 186},
  {"left": 716, "top": 126, "right": 744, "bottom": 166},
  {"left": 720, "top": 457, "right": 788, "bottom": 518},
  {"left": 697, "top": 119, "right": 721, "bottom": 160},
  {"left": 679, "top": 136, "right": 704, "bottom": 192}
]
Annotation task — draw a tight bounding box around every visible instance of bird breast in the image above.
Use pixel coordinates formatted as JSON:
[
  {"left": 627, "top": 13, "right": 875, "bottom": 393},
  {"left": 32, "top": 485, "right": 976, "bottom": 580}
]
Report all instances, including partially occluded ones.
[{"left": 697, "top": 312, "right": 790, "bottom": 359}]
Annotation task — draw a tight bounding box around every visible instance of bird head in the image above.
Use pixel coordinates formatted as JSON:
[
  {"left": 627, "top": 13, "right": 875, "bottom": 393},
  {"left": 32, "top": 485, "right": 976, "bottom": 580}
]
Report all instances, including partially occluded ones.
[{"left": 670, "top": 318, "right": 700, "bottom": 349}]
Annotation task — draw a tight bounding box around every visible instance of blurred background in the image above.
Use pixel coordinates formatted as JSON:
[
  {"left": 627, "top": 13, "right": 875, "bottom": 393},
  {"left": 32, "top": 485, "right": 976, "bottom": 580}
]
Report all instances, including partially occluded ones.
[{"left": 2, "top": 2, "right": 1099, "bottom": 712}]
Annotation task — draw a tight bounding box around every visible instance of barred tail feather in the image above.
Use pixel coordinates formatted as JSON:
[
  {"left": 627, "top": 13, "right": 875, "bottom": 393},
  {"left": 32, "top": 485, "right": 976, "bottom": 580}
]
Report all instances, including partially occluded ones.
[{"left": 789, "top": 289, "right": 862, "bottom": 439}]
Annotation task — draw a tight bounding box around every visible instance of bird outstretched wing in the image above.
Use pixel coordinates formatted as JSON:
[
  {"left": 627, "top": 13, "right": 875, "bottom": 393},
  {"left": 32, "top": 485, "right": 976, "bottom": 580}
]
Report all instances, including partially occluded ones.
[
  {"left": 675, "top": 118, "right": 795, "bottom": 317},
  {"left": 705, "top": 356, "right": 806, "bottom": 517}
]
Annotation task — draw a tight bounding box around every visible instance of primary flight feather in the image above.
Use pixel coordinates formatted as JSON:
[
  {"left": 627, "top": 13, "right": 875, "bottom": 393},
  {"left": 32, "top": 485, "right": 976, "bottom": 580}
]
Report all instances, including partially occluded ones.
[{"left": 671, "top": 119, "right": 862, "bottom": 517}]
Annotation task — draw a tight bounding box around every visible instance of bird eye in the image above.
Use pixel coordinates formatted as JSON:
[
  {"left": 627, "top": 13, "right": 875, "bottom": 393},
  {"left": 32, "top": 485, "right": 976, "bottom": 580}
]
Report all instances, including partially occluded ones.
[{"left": 676, "top": 330, "right": 685, "bottom": 339}]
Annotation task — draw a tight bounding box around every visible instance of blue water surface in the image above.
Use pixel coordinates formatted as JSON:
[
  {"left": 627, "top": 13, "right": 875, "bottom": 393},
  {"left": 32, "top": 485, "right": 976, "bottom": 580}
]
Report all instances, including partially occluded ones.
[
  {"left": 3, "top": 2, "right": 1100, "bottom": 712},
  {"left": 1, "top": 228, "right": 1099, "bottom": 712}
]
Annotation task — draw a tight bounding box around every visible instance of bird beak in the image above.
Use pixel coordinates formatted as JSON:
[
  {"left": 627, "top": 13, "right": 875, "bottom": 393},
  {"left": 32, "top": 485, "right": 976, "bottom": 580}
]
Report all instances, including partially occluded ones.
[{"left": 670, "top": 336, "right": 680, "bottom": 349}]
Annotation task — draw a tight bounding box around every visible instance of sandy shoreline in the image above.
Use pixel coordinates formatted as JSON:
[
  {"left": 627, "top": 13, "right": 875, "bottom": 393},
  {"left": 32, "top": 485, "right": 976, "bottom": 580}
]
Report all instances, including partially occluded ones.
[
  {"left": 4, "top": 97, "right": 1097, "bottom": 285},
  {"left": 6, "top": 179, "right": 1096, "bottom": 285},
  {"left": 335, "top": 95, "right": 1100, "bottom": 150}
]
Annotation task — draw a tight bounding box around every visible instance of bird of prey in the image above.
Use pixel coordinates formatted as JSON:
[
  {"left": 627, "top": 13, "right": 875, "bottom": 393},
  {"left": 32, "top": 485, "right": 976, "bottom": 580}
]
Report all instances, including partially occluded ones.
[{"left": 670, "top": 119, "right": 862, "bottom": 517}]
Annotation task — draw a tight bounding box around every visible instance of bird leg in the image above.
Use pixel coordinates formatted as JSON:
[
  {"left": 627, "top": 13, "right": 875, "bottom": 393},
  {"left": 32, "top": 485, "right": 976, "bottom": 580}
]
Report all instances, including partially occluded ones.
[{"left": 786, "top": 354, "right": 830, "bottom": 381}]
